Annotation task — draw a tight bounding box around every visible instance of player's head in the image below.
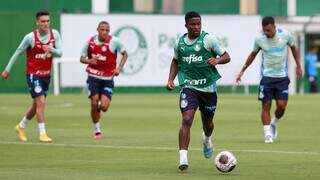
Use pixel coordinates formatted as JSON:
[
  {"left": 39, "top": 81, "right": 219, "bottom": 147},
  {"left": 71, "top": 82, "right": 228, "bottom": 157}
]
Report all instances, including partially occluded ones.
[
  {"left": 97, "top": 21, "right": 110, "bottom": 41},
  {"left": 185, "top": 11, "right": 201, "bottom": 38},
  {"left": 309, "top": 45, "right": 318, "bottom": 53},
  {"left": 36, "top": 10, "right": 50, "bottom": 32},
  {"left": 262, "top": 16, "right": 276, "bottom": 38}
]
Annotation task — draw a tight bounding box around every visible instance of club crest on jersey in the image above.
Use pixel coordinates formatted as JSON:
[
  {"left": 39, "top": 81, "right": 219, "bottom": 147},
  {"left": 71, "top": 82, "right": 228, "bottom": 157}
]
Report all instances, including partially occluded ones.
[
  {"left": 194, "top": 44, "right": 201, "bottom": 51},
  {"left": 101, "top": 46, "right": 107, "bottom": 52}
]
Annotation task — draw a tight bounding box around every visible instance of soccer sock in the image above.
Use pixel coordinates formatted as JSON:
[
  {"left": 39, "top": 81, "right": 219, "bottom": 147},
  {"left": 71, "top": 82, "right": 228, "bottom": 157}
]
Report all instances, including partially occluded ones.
[
  {"left": 263, "top": 125, "right": 272, "bottom": 136},
  {"left": 19, "top": 116, "right": 30, "bottom": 128},
  {"left": 179, "top": 150, "right": 188, "bottom": 164},
  {"left": 93, "top": 122, "right": 101, "bottom": 133},
  {"left": 38, "top": 123, "right": 46, "bottom": 135},
  {"left": 203, "top": 132, "right": 212, "bottom": 145},
  {"left": 271, "top": 117, "right": 279, "bottom": 125}
]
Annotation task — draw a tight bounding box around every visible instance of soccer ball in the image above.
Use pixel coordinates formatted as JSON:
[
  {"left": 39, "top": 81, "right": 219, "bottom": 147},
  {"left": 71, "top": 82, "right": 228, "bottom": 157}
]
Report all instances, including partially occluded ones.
[{"left": 214, "top": 151, "right": 237, "bottom": 173}]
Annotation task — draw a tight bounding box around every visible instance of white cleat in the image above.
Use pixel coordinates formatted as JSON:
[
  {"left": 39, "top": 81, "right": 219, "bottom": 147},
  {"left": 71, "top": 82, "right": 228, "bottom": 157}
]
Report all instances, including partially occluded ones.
[
  {"left": 178, "top": 159, "right": 189, "bottom": 171},
  {"left": 270, "top": 123, "right": 277, "bottom": 140},
  {"left": 264, "top": 135, "right": 274, "bottom": 144}
]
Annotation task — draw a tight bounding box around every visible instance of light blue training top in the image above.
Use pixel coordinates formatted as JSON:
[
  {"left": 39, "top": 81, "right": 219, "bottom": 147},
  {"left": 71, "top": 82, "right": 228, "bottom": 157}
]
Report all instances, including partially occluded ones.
[{"left": 253, "top": 27, "right": 295, "bottom": 78}]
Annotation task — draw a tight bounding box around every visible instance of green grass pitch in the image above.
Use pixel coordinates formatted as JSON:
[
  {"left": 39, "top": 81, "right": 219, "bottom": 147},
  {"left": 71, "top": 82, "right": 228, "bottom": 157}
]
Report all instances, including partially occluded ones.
[{"left": 0, "top": 93, "right": 319, "bottom": 180}]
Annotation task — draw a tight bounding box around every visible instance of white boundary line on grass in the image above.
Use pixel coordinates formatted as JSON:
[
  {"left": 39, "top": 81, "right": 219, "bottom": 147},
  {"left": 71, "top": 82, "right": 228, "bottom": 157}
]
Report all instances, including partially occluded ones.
[{"left": 0, "top": 141, "right": 319, "bottom": 156}]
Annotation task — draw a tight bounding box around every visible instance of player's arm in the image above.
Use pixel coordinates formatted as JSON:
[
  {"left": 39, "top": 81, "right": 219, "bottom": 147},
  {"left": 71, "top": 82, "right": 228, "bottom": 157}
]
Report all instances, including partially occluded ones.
[
  {"left": 205, "top": 35, "right": 231, "bottom": 66},
  {"left": 167, "top": 58, "right": 178, "bottom": 90},
  {"left": 236, "top": 51, "right": 259, "bottom": 83},
  {"left": 113, "top": 50, "right": 128, "bottom": 76},
  {"left": 290, "top": 45, "right": 302, "bottom": 80},
  {"left": 49, "top": 30, "right": 62, "bottom": 57},
  {"left": 79, "top": 41, "right": 97, "bottom": 65},
  {"left": 113, "top": 39, "right": 128, "bottom": 76},
  {"left": 1, "top": 34, "right": 31, "bottom": 80}
]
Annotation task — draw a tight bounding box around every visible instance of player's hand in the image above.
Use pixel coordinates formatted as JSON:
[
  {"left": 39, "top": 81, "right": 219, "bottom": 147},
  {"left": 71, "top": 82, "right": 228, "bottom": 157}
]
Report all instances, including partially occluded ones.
[
  {"left": 236, "top": 71, "right": 244, "bottom": 83},
  {"left": 112, "top": 67, "right": 121, "bottom": 76},
  {"left": 206, "top": 58, "right": 219, "bottom": 66},
  {"left": 42, "top": 45, "right": 51, "bottom": 54},
  {"left": 296, "top": 66, "right": 303, "bottom": 80},
  {"left": 166, "top": 80, "right": 175, "bottom": 91},
  {"left": 88, "top": 58, "right": 98, "bottom": 65},
  {"left": 1, "top": 71, "right": 9, "bottom": 80}
]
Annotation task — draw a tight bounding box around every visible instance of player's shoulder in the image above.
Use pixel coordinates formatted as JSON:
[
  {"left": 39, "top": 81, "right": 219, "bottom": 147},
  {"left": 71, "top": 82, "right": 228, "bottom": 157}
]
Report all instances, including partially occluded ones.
[
  {"left": 255, "top": 31, "right": 267, "bottom": 41},
  {"left": 276, "top": 27, "right": 292, "bottom": 37},
  {"left": 51, "top": 29, "right": 60, "bottom": 35},
  {"left": 110, "top": 35, "right": 120, "bottom": 42},
  {"left": 203, "top": 33, "right": 219, "bottom": 42}
]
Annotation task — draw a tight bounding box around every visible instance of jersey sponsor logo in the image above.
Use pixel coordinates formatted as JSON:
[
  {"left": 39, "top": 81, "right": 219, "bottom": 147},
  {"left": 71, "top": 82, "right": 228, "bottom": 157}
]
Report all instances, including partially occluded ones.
[
  {"left": 114, "top": 26, "right": 148, "bottom": 75},
  {"left": 184, "top": 78, "right": 207, "bottom": 85},
  {"left": 86, "top": 67, "right": 104, "bottom": 76},
  {"left": 35, "top": 70, "right": 50, "bottom": 75},
  {"left": 182, "top": 54, "right": 203, "bottom": 64},
  {"left": 35, "top": 53, "right": 52, "bottom": 59},
  {"left": 92, "top": 53, "right": 107, "bottom": 61}
]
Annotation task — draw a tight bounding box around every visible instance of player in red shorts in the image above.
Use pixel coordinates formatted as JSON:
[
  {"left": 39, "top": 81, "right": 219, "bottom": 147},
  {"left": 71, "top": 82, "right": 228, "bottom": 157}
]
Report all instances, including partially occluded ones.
[
  {"left": 1, "top": 11, "right": 62, "bottom": 142},
  {"left": 80, "top": 21, "right": 128, "bottom": 139}
]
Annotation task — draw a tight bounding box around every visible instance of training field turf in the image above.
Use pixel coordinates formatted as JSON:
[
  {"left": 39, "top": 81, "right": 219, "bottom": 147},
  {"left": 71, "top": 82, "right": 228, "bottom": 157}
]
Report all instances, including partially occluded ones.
[{"left": 0, "top": 93, "right": 319, "bottom": 180}]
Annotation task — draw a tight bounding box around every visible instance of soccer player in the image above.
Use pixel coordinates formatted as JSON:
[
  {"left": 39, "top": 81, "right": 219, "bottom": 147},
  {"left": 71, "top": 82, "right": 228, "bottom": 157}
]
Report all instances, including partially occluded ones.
[
  {"left": 1, "top": 11, "right": 62, "bottom": 142},
  {"left": 166, "top": 11, "right": 231, "bottom": 171},
  {"left": 305, "top": 45, "right": 318, "bottom": 93},
  {"left": 80, "top": 21, "right": 128, "bottom": 140},
  {"left": 236, "top": 16, "right": 302, "bottom": 143}
]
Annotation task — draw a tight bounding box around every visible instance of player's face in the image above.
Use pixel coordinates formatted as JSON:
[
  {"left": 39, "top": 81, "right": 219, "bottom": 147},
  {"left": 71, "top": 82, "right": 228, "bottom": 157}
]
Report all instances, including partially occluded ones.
[
  {"left": 36, "top": 15, "right": 50, "bottom": 32},
  {"left": 262, "top": 24, "right": 276, "bottom": 38},
  {"left": 185, "top": 17, "right": 201, "bottom": 38},
  {"left": 97, "top": 24, "right": 110, "bottom": 41}
]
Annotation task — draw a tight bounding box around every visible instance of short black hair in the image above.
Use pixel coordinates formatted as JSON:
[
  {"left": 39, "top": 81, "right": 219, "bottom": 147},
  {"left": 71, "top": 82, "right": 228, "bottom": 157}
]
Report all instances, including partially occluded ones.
[
  {"left": 36, "top": 10, "right": 50, "bottom": 19},
  {"left": 98, "top": 21, "right": 109, "bottom": 27},
  {"left": 185, "top": 11, "right": 201, "bottom": 24},
  {"left": 262, "top": 16, "right": 275, "bottom": 26}
]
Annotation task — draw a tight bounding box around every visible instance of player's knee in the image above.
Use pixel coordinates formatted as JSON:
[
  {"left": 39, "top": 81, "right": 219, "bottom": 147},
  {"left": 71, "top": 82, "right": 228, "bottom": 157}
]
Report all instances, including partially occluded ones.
[
  {"left": 182, "top": 115, "right": 193, "bottom": 127},
  {"left": 277, "top": 104, "right": 286, "bottom": 111},
  {"left": 91, "top": 101, "right": 99, "bottom": 109},
  {"left": 100, "top": 104, "right": 109, "bottom": 112}
]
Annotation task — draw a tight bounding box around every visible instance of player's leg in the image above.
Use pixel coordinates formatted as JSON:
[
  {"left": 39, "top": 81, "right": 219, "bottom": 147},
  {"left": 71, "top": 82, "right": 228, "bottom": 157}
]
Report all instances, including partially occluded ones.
[
  {"left": 15, "top": 100, "right": 36, "bottom": 141},
  {"left": 261, "top": 101, "right": 273, "bottom": 143},
  {"left": 199, "top": 92, "right": 217, "bottom": 159},
  {"left": 258, "top": 77, "right": 274, "bottom": 143},
  {"left": 178, "top": 88, "right": 198, "bottom": 171},
  {"left": 35, "top": 95, "right": 52, "bottom": 143},
  {"left": 179, "top": 109, "right": 196, "bottom": 170},
  {"left": 271, "top": 77, "right": 290, "bottom": 140},
  {"left": 90, "top": 94, "right": 102, "bottom": 139}
]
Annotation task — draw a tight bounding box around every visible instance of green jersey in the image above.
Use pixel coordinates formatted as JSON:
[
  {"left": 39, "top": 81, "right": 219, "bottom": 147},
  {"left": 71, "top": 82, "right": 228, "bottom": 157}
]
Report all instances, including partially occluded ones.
[{"left": 175, "top": 31, "right": 224, "bottom": 91}]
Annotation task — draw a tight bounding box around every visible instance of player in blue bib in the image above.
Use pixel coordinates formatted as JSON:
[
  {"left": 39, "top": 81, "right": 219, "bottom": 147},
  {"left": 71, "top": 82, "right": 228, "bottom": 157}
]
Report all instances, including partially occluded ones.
[{"left": 236, "top": 17, "right": 302, "bottom": 144}]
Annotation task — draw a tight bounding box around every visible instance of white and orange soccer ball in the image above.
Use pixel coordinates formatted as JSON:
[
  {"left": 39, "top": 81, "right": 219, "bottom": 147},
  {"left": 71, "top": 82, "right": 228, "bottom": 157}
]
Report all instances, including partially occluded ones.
[{"left": 214, "top": 151, "right": 237, "bottom": 173}]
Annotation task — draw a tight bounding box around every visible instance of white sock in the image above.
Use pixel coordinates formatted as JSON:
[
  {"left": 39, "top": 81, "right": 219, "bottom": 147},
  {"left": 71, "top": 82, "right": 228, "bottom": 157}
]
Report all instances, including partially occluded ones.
[
  {"left": 263, "top": 125, "right": 272, "bottom": 137},
  {"left": 93, "top": 122, "right": 101, "bottom": 133},
  {"left": 179, "top": 150, "right": 188, "bottom": 164},
  {"left": 38, "top": 123, "right": 46, "bottom": 135},
  {"left": 203, "top": 132, "right": 212, "bottom": 145},
  {"left": 19, "top": 116, "right": 30, "bottom": 128},
  {"left": 271, "top": 117, "right": 279, "bottom": 125}
]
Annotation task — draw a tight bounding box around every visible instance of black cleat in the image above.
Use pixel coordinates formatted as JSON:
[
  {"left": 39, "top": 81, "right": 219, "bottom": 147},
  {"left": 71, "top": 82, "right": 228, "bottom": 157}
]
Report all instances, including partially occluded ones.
[{"left": 178, "top": 164, "right": 189, "bottom": 171}]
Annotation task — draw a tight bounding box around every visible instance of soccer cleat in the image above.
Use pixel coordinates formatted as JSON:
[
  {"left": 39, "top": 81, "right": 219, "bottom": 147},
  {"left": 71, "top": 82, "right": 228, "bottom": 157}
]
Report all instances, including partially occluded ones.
[
  {"left": 264, "top": 135, "right": 273, "bottom": 144},
  {"left": 202, "top": 133, "right": 214, "bottom": 159},
  {"left": 39, "top": 133, "right": 52, "bottom": 143},
  {"left": 94, "top": 132, "right": 102, "bottom": 140},
  {"left": 270, "top": 123, "right": 277, "bottom": 140},
  {"left": 178, "top": 159, "right": 189, "bottom": 171},
  {"left": 15, "top": 124, "right": 27, "bottom": 142}
]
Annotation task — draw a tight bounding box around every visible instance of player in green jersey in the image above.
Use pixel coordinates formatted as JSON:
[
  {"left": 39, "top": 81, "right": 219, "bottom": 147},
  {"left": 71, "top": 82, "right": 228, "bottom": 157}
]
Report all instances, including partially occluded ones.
[{"left": 166, "top": 11, "right": 231, "bottom": 171}]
